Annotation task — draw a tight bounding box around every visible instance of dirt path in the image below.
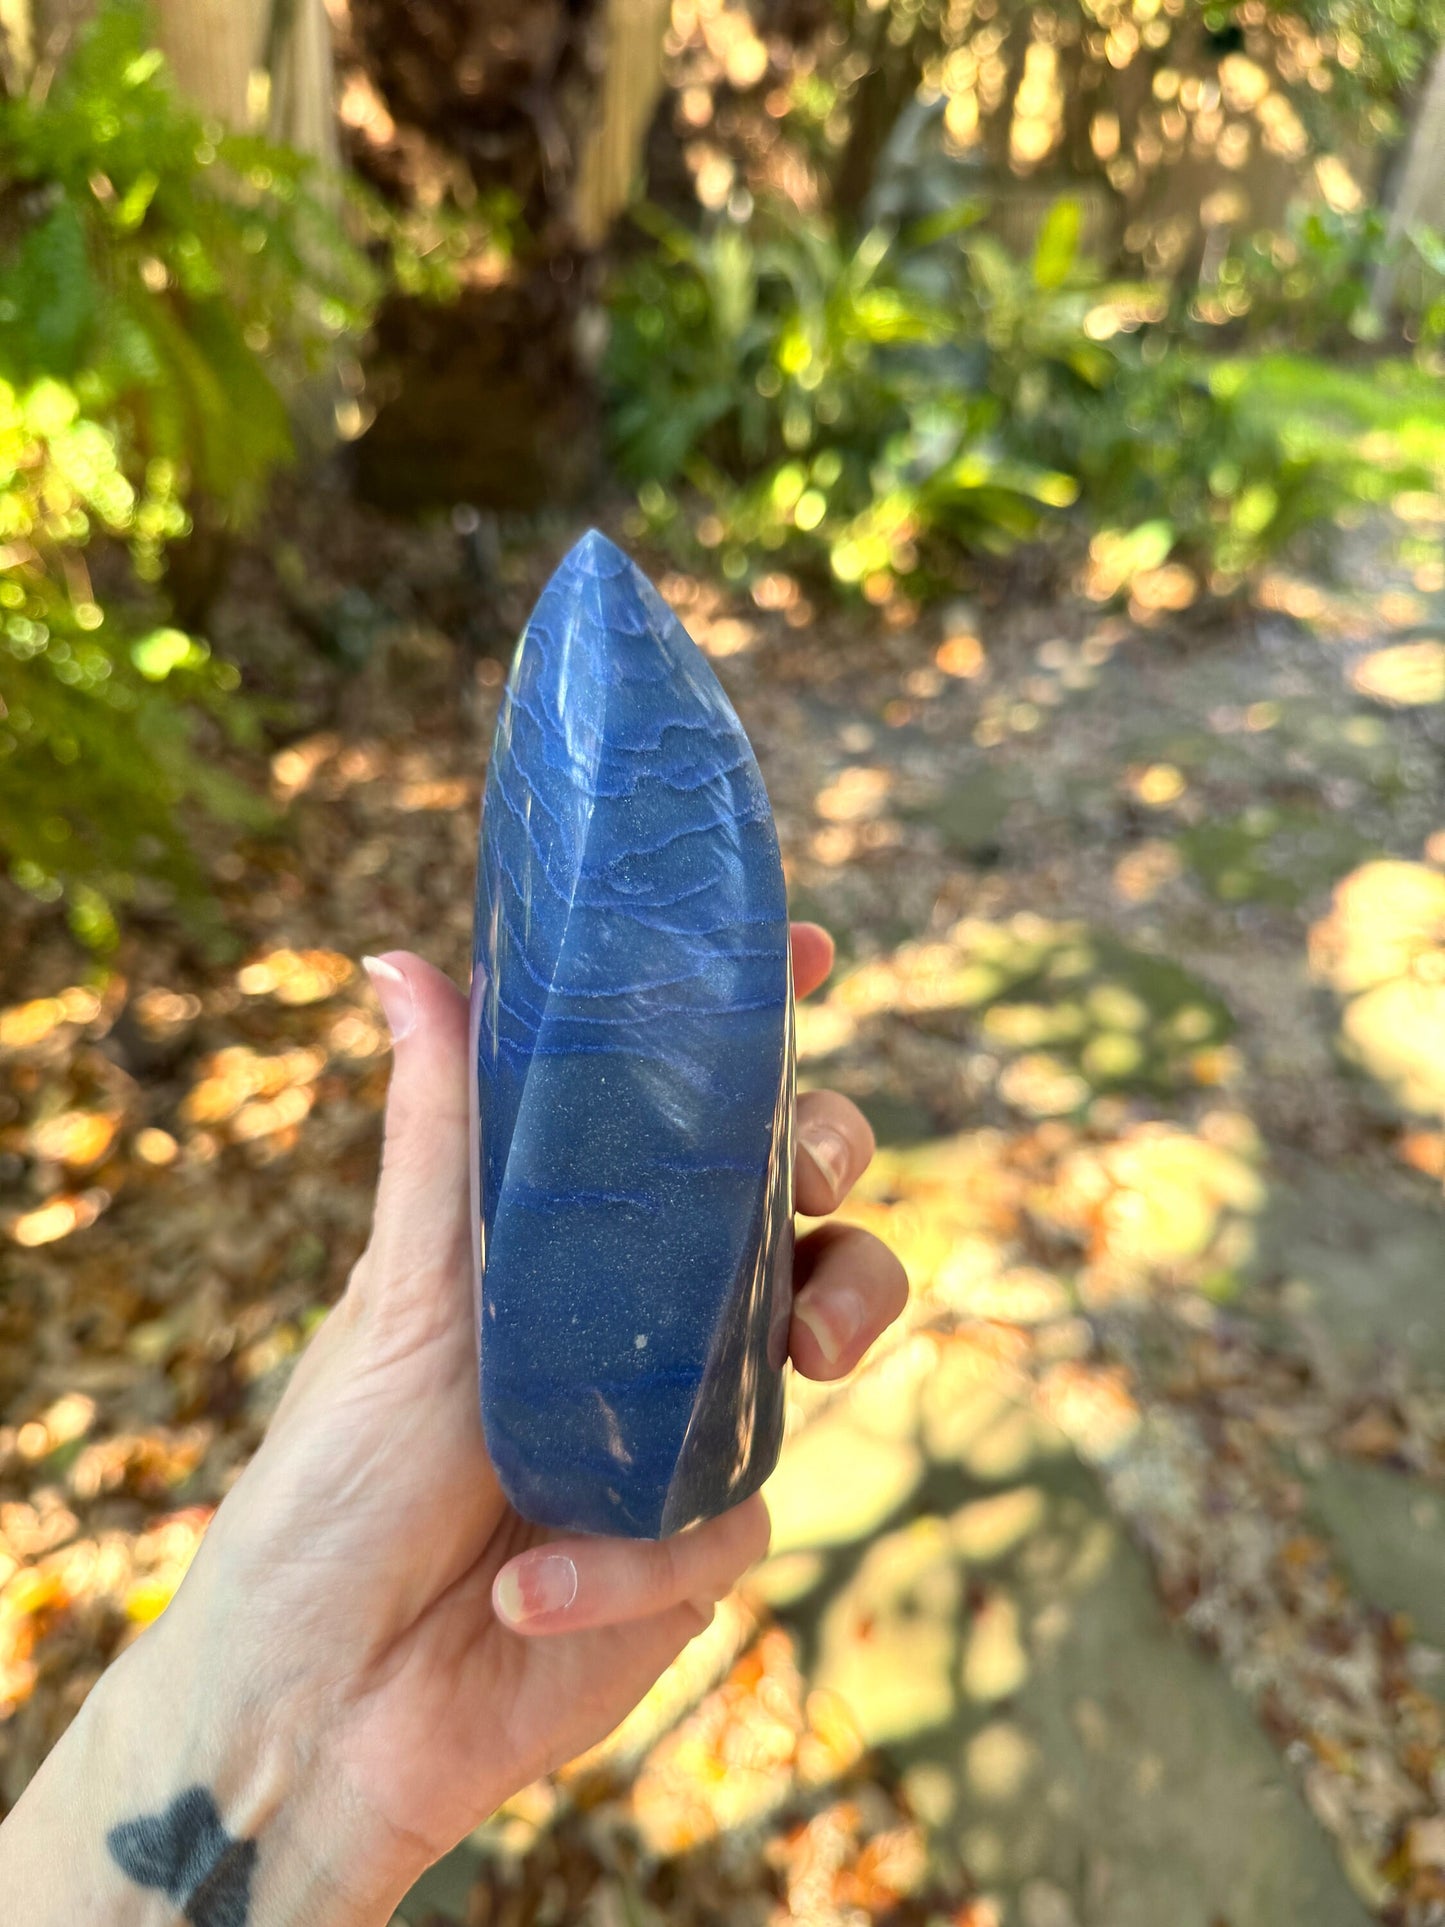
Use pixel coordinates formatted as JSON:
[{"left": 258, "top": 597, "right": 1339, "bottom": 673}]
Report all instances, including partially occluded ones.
[
  {"left": 3, "top": 496, "right": 1444, "bottom": 1923},
  {"left": 710, "top": 522, "right": 1445, "bottom": 1924}
]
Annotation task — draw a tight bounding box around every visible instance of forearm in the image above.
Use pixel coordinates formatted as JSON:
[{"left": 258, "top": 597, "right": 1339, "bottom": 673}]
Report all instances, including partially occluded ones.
[{"left": 0, "top": 1613, "right": 413, "bottom": 1927}]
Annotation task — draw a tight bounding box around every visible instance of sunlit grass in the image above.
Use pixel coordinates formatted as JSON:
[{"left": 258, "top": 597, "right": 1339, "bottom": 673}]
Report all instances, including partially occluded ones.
[{"left": 1228, "top": 356, "right": 1445, "bottom": 478}]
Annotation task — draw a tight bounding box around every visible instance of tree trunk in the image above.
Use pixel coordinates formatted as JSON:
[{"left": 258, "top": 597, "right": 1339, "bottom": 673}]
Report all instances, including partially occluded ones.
[
  {"left": 343, "top": 0, "right": 673, "bottom": 514},
  {"left": 151, "top": 0, "right": 260, "bottom": 129},
  {"left": 14, "top": 0, "right": 335, "bottom": 150},
  {"left": 342, "top": 0, "right": 607, "bottom": 238},
  {"left": 832, "top": 12, "right": 932, "bottom": 226},
  {"left": 1373, "top": 44, "right": 1445, "bottom": 318},
  {"left": 0, "top": 0, "right": 34, "bottom": 95},
  {"left": 150, "top": 0, "right": 337, "bottom": 161},
  {"left": 148, "top": 0, "right": 339, "bottom": 622},
  {"left": 573, "top": 0, "right": 671, "bottom": 245}
]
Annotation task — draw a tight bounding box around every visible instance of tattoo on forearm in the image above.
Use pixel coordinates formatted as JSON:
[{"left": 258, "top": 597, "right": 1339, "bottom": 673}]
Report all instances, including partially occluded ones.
[{"left": 107, "top": 1786, "right": 257, "bottom": 1927}]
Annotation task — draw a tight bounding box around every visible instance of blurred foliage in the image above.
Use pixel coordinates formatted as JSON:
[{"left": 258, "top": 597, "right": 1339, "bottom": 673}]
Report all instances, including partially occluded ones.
[
  {"left": 957, "top": 209, "right": 1400, "bottom": 589},
  {"left": 606, "top": 201, "right": 1079, "bottom": 594},
  {"left": 1204, "top": 204, "right": 1445, "bottom": 352},
  {"left": 805, "top": 0, "right": 1445, "bottom": 222},
  {"left": 1040, "top": 352, "right": 1404, "bottom": 591},
  {"left": 0, "top": 0, "right": 378, "bottom": 511},
  {"left": 0, "top": 0, "right": 407, "bottom": 945},
  {"left": 0, "top": 377, "right": 267, "bottom": 950},
  {"left": 605, "top": 192, "right": 1436, "bottom": 599}
]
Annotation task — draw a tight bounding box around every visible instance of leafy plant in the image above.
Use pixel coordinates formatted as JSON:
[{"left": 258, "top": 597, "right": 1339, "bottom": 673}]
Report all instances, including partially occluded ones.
[
  {"left": 605, "top": 201, "right": 1076, "bottom": 595},
  {"left": 0, "top": 378, "right": 268, "bottom": 949},
  {"left": 1407, "top": 225, "right": 1445, "bottom": 349},
  {"left": 0, "top": 0, "right": 386, "bottom": 943},
  {"left": 1205, "top": 204, "right": 1445, "bottom": 355},
  {"left": 0, "top": 4, "right": 380, "bottom": 518},
  {"left": 606, "top": 191, "right": 1440, "bottom": 608},
  {"left": 1063, "top": 356, "right": 1378, "bottom": 591}
]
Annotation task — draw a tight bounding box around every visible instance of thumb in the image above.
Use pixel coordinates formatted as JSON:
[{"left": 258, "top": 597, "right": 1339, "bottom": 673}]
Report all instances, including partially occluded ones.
[{"left": 353, "top": 951, "right": 475, "bottom": 1318}]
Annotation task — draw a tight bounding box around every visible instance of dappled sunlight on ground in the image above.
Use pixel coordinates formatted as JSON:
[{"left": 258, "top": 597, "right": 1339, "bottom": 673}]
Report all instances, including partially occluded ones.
[
  {"left": 1351, "top": 641, "right": 1445, "bottom": 709},
  {"left": 5, "top": 490, "right": 1445, "bottom": 1921},
  {"left": 1312, "top": 860, "right": 1445, "bottom": 1130},
  {"left": 807, "top": 917, "right": 1237, "bottom": 1121},
  {"left": 1, "top": 647, "right": 489, "bottom": 1797}
]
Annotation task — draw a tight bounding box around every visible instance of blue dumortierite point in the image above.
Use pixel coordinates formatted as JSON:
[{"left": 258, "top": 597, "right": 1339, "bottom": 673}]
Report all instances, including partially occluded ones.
[{"left": 470, "top": 530, "right": 794, "bottom": 1539}]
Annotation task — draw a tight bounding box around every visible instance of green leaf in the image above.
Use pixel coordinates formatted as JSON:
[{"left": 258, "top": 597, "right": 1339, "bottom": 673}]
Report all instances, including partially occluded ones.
[
  {"left": 0, "top": 202, "right": 95, "bottom": 376},
  {"left": 114, "top": 169, "right": 159, "bottom": 232},
  {"left": 905, "top": 200, "right": 987, "bottom": 250},
  {"left": 1111, "top": 520, "right": 1176, "bottom": 574},
  {"left": 131, "top": 627, "right": 201, "bottom": 680},
  {"left": 1033, "top": 199, "right": 1082, "bottom": 292}
]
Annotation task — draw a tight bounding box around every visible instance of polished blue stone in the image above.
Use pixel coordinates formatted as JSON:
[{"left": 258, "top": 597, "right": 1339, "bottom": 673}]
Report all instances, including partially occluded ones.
[{"left": 470, "top": 530, "right": 794, "bottom": 1539}]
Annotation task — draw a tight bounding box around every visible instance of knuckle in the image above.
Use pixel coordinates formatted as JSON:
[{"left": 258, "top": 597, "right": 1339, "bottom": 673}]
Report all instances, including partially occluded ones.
[
  {"left": 657, "top": 1532, "right": 687, "bottom": 1604},
  {"left": 681, "top": 1599, "right": 716, "bottom": 1639}
]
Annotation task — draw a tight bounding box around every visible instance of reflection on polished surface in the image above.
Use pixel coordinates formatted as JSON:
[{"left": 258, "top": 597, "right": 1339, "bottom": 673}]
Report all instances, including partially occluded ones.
[{"left": 472, "top": 531, "right": 793, "bottom": 1538}]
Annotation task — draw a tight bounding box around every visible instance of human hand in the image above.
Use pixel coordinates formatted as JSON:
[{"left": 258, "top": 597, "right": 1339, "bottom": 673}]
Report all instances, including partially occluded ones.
[{"left": 0, "top": 925, "right": 906, "bottom": 1927}]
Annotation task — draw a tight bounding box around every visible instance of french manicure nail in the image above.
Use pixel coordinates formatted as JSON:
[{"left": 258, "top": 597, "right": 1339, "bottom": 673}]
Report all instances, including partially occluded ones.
[
  {"left": 362, "top": 955, "right": 415, "bottom": 1043},
  {"left": 494, "top": 1552, "right": 578, "bottom": 1626},
  {"left": 795, "top": 1287, "right": 864, "bottom": 1367},
  {"left": 800, "top": 1125, "right": 849, "bottom": 1195}
]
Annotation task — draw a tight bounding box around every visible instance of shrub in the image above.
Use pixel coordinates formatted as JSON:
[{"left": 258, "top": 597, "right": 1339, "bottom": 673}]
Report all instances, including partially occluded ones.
[
  {"left": 1204, "top": 204, "right": 1445, "bottom": 355},
  {"left": 605, "top": 192, "right": 1438, "bottom": 608},
  {"left": 0, "top": 377, "right": 271, "bottom": 949},
  {"left": 605, "top": 202, "right": 1077, "bottom": 596},
  {"left": 0, "top": 0, "right": 381, "bottom": 943}
]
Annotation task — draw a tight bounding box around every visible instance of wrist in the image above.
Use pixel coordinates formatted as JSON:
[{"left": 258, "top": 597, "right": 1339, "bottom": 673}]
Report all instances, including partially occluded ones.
[
  {"left": 0, "top": 1598, "right": 424, "bottom": 1927},
  {"left": 115, "top": 1603, "right": 425, "bottom": 1927}
]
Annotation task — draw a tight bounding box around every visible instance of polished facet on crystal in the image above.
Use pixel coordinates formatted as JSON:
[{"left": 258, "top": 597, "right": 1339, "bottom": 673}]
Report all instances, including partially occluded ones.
[{"left": 470, "top": 530, "right": 794, "bottom": 1539}]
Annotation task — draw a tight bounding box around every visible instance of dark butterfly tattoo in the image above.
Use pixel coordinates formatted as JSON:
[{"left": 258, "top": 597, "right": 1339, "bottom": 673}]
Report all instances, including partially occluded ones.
[{"left": 107, "top": 1786, "right": 257, "bottom": 1927}]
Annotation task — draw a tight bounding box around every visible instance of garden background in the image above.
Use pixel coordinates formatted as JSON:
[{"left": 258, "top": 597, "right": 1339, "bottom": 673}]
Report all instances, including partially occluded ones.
[{"left": 3, "top": 0, "right": 1445, "bottom": 1920}]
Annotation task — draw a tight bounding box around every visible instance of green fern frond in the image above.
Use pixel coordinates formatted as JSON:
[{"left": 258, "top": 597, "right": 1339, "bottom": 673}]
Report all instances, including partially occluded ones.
[{"left": 0, "top": 0, "right": 391, "bottom": 945}]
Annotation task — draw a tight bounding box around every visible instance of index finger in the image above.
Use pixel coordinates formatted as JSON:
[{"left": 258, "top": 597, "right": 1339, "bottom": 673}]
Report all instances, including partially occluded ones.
[{"left": 790, "top": 922, "right": 834, "bottom": 1001}]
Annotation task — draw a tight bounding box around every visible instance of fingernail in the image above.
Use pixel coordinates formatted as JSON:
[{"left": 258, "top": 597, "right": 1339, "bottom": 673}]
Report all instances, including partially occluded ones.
[
  {"left": 800, "top": 1125, "right": 849, "bottom": 1196},
  {"left": 362, "top": 955, "right": 415, "bottom": 1043},
  {"left": 494, "top": 1552, "right": 578, "bottom": 1627},
  {"left": 795, "top": 1287, "right": 864, "bottom": 1367}
]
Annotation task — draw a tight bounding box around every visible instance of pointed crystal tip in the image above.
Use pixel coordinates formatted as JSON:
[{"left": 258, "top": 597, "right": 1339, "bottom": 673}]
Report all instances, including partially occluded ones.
[{"left": 567, "top": 527, "right": 628, "bottom": 570}]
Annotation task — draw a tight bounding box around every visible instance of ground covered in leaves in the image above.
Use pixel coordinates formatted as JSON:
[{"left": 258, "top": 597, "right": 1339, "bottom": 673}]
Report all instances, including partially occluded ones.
[{"left": 3, "top": 482, "right": 1445, "bottom": 1925}]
